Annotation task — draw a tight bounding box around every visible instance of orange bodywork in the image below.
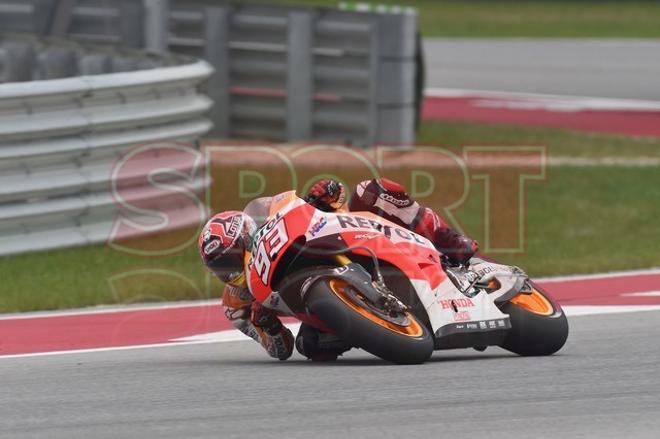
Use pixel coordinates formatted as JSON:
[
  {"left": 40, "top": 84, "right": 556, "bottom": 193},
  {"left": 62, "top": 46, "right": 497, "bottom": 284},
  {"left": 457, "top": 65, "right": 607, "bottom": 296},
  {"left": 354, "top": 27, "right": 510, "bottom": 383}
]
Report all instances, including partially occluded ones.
[
  {"left": 328, "top": 279, "right": 424, "bottom": 337},
  {"left": 510, "top": 289, "right": 554, "bottom": 316}
]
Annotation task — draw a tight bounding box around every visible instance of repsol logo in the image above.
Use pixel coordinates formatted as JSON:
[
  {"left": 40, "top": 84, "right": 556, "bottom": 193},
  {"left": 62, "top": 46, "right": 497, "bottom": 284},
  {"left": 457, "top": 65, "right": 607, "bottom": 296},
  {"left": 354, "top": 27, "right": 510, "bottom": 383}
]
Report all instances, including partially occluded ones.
[{"left": 337, "top": 215, "right": 427, "bottom": 245}]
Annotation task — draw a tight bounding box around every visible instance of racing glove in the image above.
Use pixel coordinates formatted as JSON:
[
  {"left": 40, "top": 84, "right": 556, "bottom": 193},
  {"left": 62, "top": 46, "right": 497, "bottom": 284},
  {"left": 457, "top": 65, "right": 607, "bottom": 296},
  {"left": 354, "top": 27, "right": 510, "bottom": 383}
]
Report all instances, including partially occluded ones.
[
  {"left": 415, "top": 207, "right": 479, "bottom": 265},
  {"left": 304, "top": 179, "right": 347, "bottom": 212}
]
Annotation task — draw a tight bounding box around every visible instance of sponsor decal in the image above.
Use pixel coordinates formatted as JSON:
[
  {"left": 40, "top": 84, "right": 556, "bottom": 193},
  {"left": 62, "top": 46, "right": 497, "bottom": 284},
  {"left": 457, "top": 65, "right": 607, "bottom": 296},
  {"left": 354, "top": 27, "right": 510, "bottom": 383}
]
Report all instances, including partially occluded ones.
[
  {"left": 466, "top": 323, "right": 478, "bottom": 330},
  {"left": 497, "top": 319, "right": 506, "bottom": 328},
  {"left": 271, "top": 332, "right": 289, "bottom": 356},
  {"left": 251, "top": 212, "right": 284, "bottom": 252},
  {"left": 268, "top": 294, "right": 280, "bottom": 308},
  {"left": 202, "top": 227, "right": 211, "bottom": 242},
  {"left": 439, "top": 298, "right": 475, "bottom": 310},
  {"left": 309, "top": 217, "right": 328, "bottom": 237},
  {"left": 203, "top": 239, "right": 220, "bottom": 255},
  {"left": 380, "top": 193, "right": 412, "bottom": 207},
  {"left": 488, "top": 320, "right": 497, "bottom": 328},
  {"left": 252, "top": 216, "right": 289, "bottom": 285},
  {"left": 244, "top": 325, "right": 260, "bottom": 341},
  {"left": 465, "top": 270, "right": 480, "bottom": 283},
  {"left": 479, "top": 321, "right": 487, "bottom": 329},
  {"left": 354, "top": 233, "right": 380, "bottom": 240},
  {"left": 473, "top": 264, "right": 518, "bottom": 279},
  {"left": 474, "top": 265, "right": 497, "bottom": 278},
  {"left": 336, "top": 215, "right": 428, "bottom": 245},
  {"left": 453, "top": 311, "right": 471, "bottom": 322},
  {"left": 213, "top": 215, "right": 242, "bottom": 239}
]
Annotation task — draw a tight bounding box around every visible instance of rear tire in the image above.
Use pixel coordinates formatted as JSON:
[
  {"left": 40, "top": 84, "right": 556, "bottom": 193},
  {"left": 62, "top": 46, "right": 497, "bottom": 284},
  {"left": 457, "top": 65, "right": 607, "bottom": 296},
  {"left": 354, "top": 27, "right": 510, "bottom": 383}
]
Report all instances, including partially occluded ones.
[
  {"left": 499, "top": 285, "right": 569, "bottom": 356},
  {"left": 305, "top": 278, "right": 434, "bottom": 364}
]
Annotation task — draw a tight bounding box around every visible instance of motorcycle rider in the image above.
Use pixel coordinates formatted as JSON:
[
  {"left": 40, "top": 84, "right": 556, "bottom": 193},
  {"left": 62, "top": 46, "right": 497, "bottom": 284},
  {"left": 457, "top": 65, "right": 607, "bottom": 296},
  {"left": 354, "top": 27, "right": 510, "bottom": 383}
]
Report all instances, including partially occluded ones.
[{"left": 198, "top": 178, "right": 478, "bottom": 361}]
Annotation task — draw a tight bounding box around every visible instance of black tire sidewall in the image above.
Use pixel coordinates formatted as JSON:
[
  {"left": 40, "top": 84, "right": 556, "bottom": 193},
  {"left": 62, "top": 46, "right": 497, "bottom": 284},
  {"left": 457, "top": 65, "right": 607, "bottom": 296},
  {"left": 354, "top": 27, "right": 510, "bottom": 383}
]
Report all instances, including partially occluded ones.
[
  {"left": 498, "top": 294, "right": 569, "bottom": 356},
  {"left": 305, "top": 279, "right": 434, "bottom": 364}
]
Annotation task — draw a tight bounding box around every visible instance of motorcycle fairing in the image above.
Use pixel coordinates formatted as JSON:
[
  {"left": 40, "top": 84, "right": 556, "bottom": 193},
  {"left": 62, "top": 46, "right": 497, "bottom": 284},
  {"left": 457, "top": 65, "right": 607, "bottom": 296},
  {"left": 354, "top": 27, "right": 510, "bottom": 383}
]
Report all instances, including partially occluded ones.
[
  {"left": 248, "top": 191, "right": 511, "bottom": 342},
  {"left": 301, "top": 210, "right": 511, "bottom": 336}
]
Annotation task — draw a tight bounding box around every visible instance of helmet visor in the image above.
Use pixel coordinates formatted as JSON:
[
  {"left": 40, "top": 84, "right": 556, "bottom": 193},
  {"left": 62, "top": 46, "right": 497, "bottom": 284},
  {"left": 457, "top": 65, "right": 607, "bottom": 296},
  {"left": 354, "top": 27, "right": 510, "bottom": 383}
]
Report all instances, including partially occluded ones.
[{"left": 207, "top": 249, "right": 245, "bottom": 283}]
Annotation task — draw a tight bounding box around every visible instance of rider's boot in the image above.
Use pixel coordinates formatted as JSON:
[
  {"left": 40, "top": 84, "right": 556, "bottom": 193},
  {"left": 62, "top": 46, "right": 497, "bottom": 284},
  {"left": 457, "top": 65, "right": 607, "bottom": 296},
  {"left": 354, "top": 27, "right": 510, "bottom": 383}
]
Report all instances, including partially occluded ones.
[{"left": 295, "top": 323, "right": 351, "bottom": 361}]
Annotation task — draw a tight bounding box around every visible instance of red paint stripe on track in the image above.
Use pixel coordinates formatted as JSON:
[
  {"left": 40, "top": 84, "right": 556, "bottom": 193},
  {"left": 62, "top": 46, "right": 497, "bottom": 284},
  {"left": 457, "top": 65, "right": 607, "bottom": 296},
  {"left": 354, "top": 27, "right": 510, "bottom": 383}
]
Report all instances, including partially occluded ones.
[
  {"left": 538, "top": 273, "right": 660, "bottom": 306},
  {"left": 2, "top": 271, "right": 660, "bottom": 357},
  {"left": 423, "top": 96, "right": 660, "bottom": 137},
  {"left": 0, "top": 305, "right": 231, "bottom": 356}
]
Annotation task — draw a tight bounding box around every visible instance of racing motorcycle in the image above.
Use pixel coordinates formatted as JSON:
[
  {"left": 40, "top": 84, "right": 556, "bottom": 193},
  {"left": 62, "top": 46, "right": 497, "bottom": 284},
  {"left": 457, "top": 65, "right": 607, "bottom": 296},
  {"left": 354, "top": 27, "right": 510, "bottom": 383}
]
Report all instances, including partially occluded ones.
[{"left": 246, "top": 191, "right": 569, "bottom": 364}]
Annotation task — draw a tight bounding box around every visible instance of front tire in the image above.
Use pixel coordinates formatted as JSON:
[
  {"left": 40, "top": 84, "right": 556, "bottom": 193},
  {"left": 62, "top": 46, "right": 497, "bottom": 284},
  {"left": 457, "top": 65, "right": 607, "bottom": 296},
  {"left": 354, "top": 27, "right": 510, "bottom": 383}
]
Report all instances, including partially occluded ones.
[
  {"left": 305, "top": 278, "right": 434, "bottom": 364},
  {"left": 499, "top": 284, "right": 569, "bottom": 356}
]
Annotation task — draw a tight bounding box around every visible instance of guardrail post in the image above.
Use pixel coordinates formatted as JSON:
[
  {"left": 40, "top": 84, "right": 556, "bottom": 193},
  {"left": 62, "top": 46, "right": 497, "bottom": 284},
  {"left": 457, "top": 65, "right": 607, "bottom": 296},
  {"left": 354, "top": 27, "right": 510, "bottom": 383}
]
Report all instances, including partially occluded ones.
[
  {"left": 49, "top": 0, "right": 76, "bottom": 37},
  {"left": 32, "top": 0, "right": 56, "bottom": 35},
  {"left": 204, "top": 5, "right": 230, "bottom": 137},
  {"left": 119, "top": 0, "right": 146, "bottom": 48},
  {"left": 36, "top": 46, "right": 77, "bottom": 79},
  {"left": 286, "top": 10, "right": 313, "bottom": 141},
  {"left": 143, "top": 0, "right": 170, "bottom": 52},
  {"left": 4, "top": 41, "right": 35, "bottom": 82},
  {"left": 367, "top": 18, "right": 380, "bottom": 147},
  {"left": 372, "top": 11, "right": 417, "bottom": 145}
]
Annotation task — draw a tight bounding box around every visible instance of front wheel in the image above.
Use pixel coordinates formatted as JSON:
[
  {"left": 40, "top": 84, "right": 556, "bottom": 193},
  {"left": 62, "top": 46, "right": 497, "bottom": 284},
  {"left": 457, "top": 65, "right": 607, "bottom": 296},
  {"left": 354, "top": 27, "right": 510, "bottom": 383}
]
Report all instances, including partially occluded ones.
[
  {"left": 498, "top": 284, "right": 569, "bottom": 356},
  {"left": 305, "top": 278, "right": 434, "bottom": 364}
]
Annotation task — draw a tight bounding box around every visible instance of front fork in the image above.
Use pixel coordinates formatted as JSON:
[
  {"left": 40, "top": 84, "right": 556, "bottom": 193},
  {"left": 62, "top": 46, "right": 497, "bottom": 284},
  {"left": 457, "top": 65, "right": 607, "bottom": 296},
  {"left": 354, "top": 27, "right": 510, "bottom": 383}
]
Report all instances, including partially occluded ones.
[
  {"left": 332, "top": 253, "right": 407, "bottom": 315},
  {"left": 333, "top": 254, "right": 352, "bottom": 267}
]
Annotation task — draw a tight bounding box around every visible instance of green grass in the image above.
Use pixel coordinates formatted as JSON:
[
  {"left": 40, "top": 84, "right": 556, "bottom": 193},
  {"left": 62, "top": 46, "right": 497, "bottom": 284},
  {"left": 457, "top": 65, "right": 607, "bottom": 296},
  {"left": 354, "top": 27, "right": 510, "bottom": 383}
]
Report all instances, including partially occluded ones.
[
  {"left": 0, "top": 239, "right": 212, "bottom": 313},
  {"left": 269, "top": 0, "right": 660, "bottom": 38},
  {"left": 1, "top": 121, "right": 659, "bottom": 312},
  {"left": 462, "top": 166, "right": 660, "bottom": 275},
  {"left": 418, "top": 121, "right": 660, "bottom": 158}
]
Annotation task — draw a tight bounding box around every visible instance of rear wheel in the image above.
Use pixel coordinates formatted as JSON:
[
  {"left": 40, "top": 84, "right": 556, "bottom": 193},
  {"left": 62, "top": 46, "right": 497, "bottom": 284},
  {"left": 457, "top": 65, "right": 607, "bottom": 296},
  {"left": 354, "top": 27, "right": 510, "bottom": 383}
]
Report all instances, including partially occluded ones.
[
  {"left": 305, "top": 278, "right": 434, "bottom": 364},
  {"left": 499, "top": 285, "right": 569, "bottom": 356}
]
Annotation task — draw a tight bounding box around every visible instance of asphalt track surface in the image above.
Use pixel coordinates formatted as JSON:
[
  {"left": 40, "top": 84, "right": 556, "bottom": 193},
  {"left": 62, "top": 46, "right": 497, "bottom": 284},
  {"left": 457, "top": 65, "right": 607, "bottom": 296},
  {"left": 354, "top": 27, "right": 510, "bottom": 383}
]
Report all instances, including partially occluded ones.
[
  {"left": 424, "top": 39, "right": 660, "bottom": 100},
  {"left": 2, "top": 310, "right": 659, "bottom": 439}
]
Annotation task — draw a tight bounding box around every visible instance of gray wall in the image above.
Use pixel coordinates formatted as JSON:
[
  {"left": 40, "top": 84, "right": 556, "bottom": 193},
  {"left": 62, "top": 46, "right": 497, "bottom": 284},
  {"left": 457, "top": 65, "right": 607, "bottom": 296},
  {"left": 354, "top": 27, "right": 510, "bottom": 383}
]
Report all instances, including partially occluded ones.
[
  {"left": 0, "top": 0, "right": 420, "bottom": 146},
  {"left": 0, "top": 34, "right": 212, "bottom": 256}
]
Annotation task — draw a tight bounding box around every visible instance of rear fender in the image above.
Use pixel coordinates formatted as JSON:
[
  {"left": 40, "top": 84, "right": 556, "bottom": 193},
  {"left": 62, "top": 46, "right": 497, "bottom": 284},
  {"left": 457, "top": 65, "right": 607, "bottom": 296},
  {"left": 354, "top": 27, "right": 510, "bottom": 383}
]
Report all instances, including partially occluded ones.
[
  {"left": 470, "top": 259, "right": 529, "bottom": 302},
  {"left": 300, "top": 263, "right": 380, "bottom": 305}
]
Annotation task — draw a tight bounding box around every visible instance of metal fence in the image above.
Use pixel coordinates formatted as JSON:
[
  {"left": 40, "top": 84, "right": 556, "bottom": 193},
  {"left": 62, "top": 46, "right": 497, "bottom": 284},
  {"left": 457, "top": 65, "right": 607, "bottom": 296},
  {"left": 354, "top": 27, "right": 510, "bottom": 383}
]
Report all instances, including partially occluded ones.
[
  {"left": 0, "top": 34, "right": 213, "bottom": 256},
  {"left": 0, "top": 0, "right": 419, "bottom": 146}
]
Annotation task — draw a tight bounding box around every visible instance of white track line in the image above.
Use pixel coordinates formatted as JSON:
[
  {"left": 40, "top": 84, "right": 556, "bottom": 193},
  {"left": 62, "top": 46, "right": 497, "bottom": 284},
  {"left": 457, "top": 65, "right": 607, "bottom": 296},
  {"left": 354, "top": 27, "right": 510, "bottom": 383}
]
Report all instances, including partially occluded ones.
[
  {"left": 171, "top": 323, "right": 303, "bottom": 344},
  {"left": 536, "top": 267, "right": 660, "bottom": 283},
  {"left": 620, "top": 291, "right": 660, "bottom": 297},
  {"left": 7, "top": 306, "right": 659, "bottom": 361},
  {"left": 547, "top": 157, "right": 660, "bottom": 167},
  {"left": 0, "top": 340, "right": 222, "bottom": 360},
  {"left": 0, "top": 324, "right": 300, "bottom": 361},
  {"left": 3, "top": 305, "right": 660, "bottom": 361},
  {"left": 0, "top": 299, "right": 222, "bottom": 321},
  {"left": 563, "top": 305, "right": 660, "bottom": 317},
  {"left": 425, "top": 87, "right": 660, "bottom": 112},
  {"left": 2, "top": 268, "right": 660, "bottom": 321}
]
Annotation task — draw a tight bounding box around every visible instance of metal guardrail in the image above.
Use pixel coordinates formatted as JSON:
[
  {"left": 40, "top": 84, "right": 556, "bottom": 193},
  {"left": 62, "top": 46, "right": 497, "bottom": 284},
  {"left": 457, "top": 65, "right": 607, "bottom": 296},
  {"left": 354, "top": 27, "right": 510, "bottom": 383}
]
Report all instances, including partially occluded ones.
[
  {"left": 0, "top": 34, "right": 213, "bottom": 256},
  {"left": 0, "top": 0, "right": 419, "bottom": 146}
]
